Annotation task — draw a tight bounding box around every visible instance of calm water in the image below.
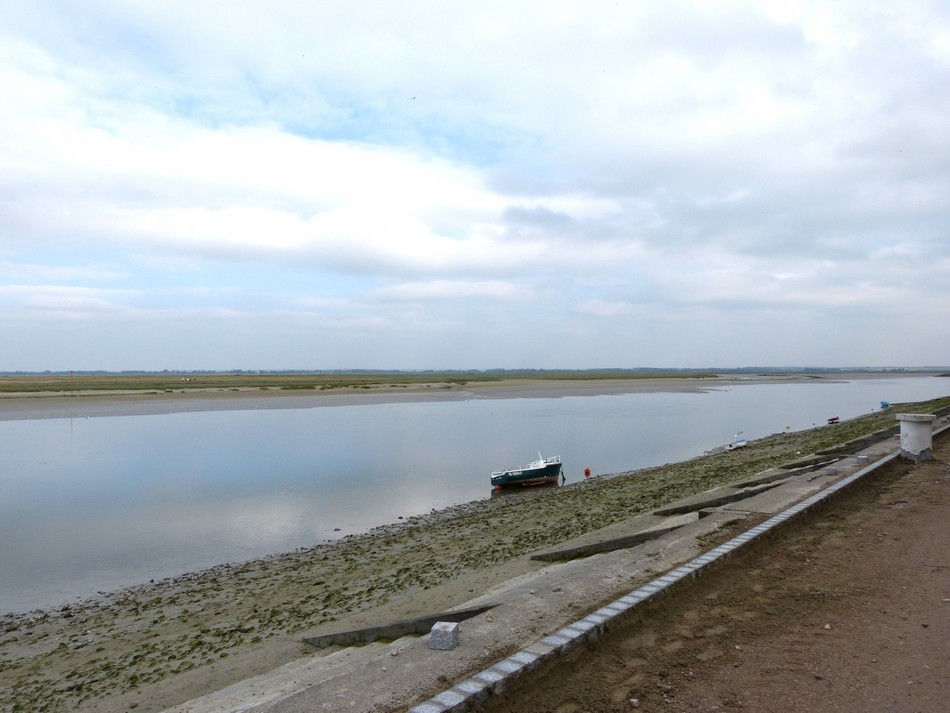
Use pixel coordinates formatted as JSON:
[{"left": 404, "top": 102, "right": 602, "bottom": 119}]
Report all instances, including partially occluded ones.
[{"left": 2, "top": 376, "right": 948, "bottom": 614}]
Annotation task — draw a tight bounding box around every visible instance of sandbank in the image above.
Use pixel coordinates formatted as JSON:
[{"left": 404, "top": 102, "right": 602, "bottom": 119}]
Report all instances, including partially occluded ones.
[{"left": 0, "top": 372, "right": 898, "bottom": 421}]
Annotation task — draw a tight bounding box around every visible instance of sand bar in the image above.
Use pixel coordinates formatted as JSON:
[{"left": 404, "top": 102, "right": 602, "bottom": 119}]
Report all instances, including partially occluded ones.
[{"left": 0, "top": 372, "right": 895, "bottom": 421}]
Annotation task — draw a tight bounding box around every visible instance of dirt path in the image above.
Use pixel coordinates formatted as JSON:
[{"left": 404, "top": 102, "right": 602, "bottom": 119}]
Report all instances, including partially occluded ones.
[{"left": 479, "top": 439, "right": 949, "bottom": 713}]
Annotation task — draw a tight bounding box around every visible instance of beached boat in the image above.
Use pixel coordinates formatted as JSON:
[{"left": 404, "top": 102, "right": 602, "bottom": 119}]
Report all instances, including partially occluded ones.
[
  {"left": 491, "top": 453, "right": 562, "bottom": 488},
  {"left": 725, "top": 431, "right": 747, "bottom": 450}
]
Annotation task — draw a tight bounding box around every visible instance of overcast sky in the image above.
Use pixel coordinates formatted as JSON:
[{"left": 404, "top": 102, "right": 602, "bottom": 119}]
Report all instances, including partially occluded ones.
[{"left": 2, "top": 1, "right": 949, "bottom": 371}]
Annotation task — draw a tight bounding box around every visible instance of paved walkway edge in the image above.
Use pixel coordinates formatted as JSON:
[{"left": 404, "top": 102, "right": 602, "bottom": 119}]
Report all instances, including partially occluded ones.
[{"left": 406, "top": 425, "right": 949, "bottom": 713}]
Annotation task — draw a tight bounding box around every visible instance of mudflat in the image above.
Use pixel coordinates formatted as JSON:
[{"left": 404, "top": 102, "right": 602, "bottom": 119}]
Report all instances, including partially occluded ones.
[
  {"left": 0, "top": 372, "right": 897, "bottom": 421},
  {"left": 1, "top": 382, "right": 946, "bottom": 713}
]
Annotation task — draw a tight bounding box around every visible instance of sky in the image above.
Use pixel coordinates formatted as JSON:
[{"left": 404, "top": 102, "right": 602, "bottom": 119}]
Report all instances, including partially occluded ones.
[{"left": 2, "top": 1, "right": 949, "bottom": 371}]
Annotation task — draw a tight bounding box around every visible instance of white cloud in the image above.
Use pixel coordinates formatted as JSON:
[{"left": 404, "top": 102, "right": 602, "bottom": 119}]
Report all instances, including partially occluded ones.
[
  {"left": 1, "top": 1, "right": 949, "bottom": 369},
  {"left": 374, "top": 280, "right": 531, "bottom": 302},
  {"left": 0, "top": 260, "right": 126, "bottom": 283},
  {"left": 0, "top": 285, "right": 129, "bottom": 319},
  {"left": 575, "top": 299, "right": 639, "bottom": 318}
]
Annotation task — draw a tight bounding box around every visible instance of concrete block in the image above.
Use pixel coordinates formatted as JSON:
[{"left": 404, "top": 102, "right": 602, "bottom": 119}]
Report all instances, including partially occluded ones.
[
  {"left": 897, "top": 413, "right": 936, "bottom": 462},
  {"left": 429, "top": 621, "right": 460, "bottom": 650}
]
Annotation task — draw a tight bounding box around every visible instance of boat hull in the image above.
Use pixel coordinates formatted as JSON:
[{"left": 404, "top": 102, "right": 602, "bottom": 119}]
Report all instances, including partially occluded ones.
[{"left": 491, "top": 459, "right": 562, "bottom": 488}]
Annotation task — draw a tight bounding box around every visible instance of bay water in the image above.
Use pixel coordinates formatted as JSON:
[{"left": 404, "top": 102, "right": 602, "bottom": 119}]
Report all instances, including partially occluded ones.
[{"left": 2, "top": 375, "right": 948, "bottom": 614}]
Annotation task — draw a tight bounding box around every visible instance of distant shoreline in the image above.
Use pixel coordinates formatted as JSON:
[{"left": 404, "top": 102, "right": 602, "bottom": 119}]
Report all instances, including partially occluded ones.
[{"left": 0, "top": 372, "right": 926, "bottom": 421}]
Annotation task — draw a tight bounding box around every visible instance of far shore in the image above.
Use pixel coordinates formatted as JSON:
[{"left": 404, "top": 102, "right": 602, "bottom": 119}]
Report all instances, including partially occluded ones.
[{"left": 0, "top": 371, "right": 923, "bottom": 421}]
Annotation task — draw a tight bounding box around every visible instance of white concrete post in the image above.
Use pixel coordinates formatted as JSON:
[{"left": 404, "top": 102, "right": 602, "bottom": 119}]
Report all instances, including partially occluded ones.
[{"left": 896, "top": 413, "right": 936, "bottom": 462}]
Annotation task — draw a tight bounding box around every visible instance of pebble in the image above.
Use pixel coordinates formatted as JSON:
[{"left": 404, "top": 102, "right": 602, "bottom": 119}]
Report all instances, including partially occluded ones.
[{"left": 629, "top": 698, "right": 640, "bottom": 708}]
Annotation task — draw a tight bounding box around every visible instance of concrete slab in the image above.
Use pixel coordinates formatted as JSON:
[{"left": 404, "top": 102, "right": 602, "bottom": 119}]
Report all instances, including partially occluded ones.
[
  {"left": 302, "top": 605, "right": 495, "bottom": 649},
  {"left": 531, "top": 511, "right": 699, "bottom": 562},
  {"left": 652, "top": 479, "right": 787, "bottom": 516}
]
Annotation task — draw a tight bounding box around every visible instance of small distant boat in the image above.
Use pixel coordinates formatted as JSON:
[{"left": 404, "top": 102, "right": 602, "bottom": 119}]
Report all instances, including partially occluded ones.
[
  {"left": 491, "top": 453, "right": 562, "bottom": 488},
  {"left": 726, "top": 431, "right": 747, "bottom": 450}
]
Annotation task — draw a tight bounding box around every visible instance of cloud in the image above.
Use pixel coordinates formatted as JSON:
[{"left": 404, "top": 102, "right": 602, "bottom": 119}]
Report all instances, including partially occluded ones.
[
  {"left": 373, "top": 280, "right": 531, "bottom": 302},
  {"left": 1, "top": 1, "right": 949, "bottom": 369},
  {"left": 0, "top": 260, "right": 126, "bottom": 283},
  {"left": 0, "top": 285, "right": 130, "bottom": 320},
  {"left": 575, "top": 299, "right": 639, "bottom": 318}
]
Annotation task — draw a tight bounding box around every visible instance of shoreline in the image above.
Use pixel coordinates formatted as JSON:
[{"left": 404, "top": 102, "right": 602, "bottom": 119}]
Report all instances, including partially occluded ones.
[{"left": 0, "top": 372, "right": 912, "bottom": 421}]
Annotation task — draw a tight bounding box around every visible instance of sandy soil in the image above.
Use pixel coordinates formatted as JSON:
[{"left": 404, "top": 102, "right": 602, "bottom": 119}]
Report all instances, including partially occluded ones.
[
  {"left": 0, "top": 383, "right": 946, "bottom": 713},
  {"left": 479, "top": 437, "right": 950, "bottom": 713}
]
